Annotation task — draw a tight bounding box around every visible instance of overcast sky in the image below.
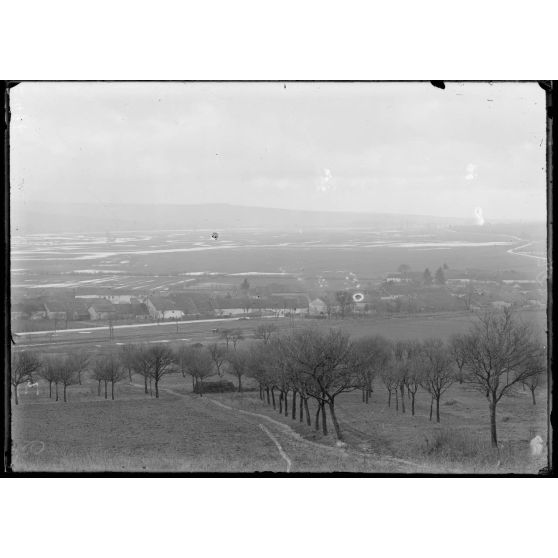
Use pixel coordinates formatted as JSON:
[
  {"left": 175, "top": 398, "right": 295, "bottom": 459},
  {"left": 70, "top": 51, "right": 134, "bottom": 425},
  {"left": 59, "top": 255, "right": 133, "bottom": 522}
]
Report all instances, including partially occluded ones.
[{"left": 10, "top": 81, "right": 546, "bottom": 221}]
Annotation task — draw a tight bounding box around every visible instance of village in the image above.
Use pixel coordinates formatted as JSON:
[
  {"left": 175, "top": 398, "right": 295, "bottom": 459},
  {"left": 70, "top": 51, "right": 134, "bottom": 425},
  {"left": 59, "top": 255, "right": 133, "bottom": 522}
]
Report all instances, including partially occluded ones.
[{"left": 11, "top": 262, "right": 546, "bottom": 333}]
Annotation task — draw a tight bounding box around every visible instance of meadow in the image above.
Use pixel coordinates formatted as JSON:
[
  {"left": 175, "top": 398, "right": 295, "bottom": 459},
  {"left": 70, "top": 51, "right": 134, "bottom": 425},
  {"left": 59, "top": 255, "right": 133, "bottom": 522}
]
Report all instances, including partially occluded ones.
[{"left": 11, "top": 351, "right": 547, "bottom": 474}]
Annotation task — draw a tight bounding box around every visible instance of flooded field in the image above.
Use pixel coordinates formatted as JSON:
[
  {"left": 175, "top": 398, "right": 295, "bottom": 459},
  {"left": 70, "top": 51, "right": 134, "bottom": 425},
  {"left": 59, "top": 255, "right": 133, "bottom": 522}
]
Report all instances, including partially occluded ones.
[{"left": 10, "top": 227, "right": 545, "bottom": 294}]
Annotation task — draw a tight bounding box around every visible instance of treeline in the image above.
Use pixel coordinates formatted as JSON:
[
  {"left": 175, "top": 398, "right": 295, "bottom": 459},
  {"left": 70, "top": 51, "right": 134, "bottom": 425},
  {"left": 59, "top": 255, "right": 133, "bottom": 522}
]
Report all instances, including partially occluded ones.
[{"left": 11, "top": 310, "right": 544, "bottom": 447}]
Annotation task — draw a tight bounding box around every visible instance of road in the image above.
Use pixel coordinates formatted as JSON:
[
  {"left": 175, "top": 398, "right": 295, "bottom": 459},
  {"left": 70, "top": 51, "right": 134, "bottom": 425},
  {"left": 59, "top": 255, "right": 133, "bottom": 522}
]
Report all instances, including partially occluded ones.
[{"left": 13, "top": 316, "right": 291, "bottom": 351}]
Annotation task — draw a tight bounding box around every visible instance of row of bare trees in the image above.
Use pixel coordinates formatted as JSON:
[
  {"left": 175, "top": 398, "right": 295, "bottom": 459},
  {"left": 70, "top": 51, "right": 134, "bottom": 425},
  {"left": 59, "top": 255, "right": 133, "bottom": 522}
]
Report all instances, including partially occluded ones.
[
  {"left": 11, "top": 309, "right": 544, "bottom": 449},
  {"left": 243, "top": 309, "right": 545, "bottom": 447},
  {"left": 11, "top": 352, "right": 89, "bottom": 403}
]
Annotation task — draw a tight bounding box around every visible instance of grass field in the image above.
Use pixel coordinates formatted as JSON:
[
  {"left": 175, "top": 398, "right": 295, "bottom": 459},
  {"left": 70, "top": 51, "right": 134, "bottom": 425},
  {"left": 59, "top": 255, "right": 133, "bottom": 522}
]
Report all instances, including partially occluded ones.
[
  {"left": 14, "top": 309, "right": 546, "bottom": 356},
  {"left": 11, "top": 364, "right": 547, "bottom": 473}
]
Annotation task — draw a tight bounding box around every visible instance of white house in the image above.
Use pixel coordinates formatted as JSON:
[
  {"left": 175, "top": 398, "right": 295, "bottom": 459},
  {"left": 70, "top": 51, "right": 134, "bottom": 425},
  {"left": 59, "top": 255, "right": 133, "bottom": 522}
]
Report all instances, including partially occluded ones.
[{"left": 146, "top": 296, "right": 185, "bottom": 320}]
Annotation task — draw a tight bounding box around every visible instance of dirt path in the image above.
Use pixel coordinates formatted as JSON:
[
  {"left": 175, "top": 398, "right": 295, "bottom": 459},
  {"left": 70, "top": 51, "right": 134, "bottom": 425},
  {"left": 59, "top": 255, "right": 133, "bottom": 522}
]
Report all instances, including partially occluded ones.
[{"left": 144, "top": 384, "right": 431, "bottom": 472}]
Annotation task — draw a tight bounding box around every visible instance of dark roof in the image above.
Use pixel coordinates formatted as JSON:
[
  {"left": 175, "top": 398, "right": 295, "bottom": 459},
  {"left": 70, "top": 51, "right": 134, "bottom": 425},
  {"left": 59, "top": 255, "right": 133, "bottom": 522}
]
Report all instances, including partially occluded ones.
[
  {"left": 148, "top": 296, "right": 180, "bottom": 312},
  {"left": 89, "top": 299, "right": 116, "bottom": 312},
  {"left": 169, "top": 293, "right": 213, "bottom": 314},
  {"left": 44, "top": 300, "right": 68, "bottom": 312},
  {"left": 214, "top": 297, "right": 250, "bottom": 310}
]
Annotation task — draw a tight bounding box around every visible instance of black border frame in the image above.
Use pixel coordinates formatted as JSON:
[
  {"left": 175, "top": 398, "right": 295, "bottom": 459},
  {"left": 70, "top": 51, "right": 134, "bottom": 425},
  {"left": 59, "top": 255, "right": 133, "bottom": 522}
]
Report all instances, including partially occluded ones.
[{"left": 1, "top": 80, "right": 555, "bottom": 478}]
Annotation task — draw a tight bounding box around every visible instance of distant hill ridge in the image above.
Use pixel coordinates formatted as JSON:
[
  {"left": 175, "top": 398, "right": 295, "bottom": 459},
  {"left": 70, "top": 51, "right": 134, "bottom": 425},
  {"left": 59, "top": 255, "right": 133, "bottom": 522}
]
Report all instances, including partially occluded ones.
[{"left": 12, "top": 202, "right": 473, "bottom": 234}]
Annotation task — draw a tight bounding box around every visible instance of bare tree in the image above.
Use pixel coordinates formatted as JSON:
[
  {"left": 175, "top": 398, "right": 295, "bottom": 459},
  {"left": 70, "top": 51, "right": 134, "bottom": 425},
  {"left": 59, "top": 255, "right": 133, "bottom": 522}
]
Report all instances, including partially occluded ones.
[
  {"left": 380, "top": 365, "right": 398, "bottom": 409},
  {"left": 419, "top": 339, "right": 455, "bottom": 423},
  {"left": 226, "top": 347, "right": 249, "bottom": 392},
  {"left": 58, "top": 358, "right": 79, "bottom": 402},
  {"left": 180, "top": 345, "right": 214, "bottom": 395},
  {"left": 39, "top": 354, "right": 63, "bottom": 399},
  {"left": 11, "top": 351, "right": 41, "bottom": 405},
  {"left": 91, "top": 358, "right": 107, "bottom": 397},
  {"left": 523, "top": 350, "right": 545, "bottom": 405},
  {"left": 219, "top": 329, "right": 234, "bottom": 350},
  {"left": 99, "top": 354, "right": 128, "bottom": 399},
  {"left": 279, "top": 328, "right": 358, "bottom": 440},
  {"left": 207, "top": 343, "right": 228, "bottom": 377},
  {"left": 254, "top": 323, "right": 277, "bottom": 344},
  {"left": 144, "top": 344, "right": 175, "bottom": 398},
  {"left": 404, "top": 342, "right": 424, "bottom": 416},
  {"left": 352, "top": 336, "right": 391, "bottom": 404},
  {"left": 66, "top": 352, "right": 89, "bottom": 385},
  {"left": 120, "top": 344, "right": 137, "bottom": 382},
  {"left": 230, "top": 329, "right": 244, "bottom": 350},
  {"left": 448, "top": 334, "right": 467, "bottom": 383},
  {"left": 459, "top": 308, "right": 543, "bottom": 447},
  {"left": 130, "top": 344, "right": 154, "bottom": 395}
]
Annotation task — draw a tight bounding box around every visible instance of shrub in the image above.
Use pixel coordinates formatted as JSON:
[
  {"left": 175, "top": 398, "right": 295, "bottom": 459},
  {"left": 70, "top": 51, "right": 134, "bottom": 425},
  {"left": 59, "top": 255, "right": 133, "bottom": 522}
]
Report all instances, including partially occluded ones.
[{"left": 194, "top": 380, "right": 236, "bottom": 393}]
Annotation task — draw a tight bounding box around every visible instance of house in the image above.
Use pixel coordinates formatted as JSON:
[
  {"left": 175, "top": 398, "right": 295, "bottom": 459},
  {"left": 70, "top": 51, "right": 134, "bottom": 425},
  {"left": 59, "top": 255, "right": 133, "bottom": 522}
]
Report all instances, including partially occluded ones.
[
  {"left": 65, "top": 300, "right": 91, "bottom": 321},
  {"left": 105, "top": 294, "right": 134, "bottom": 304},
  {"left": 169, "top": 292, "right": 215, "bottom": 317},
  {"left": 88, "top": 299, "right": 117, "bottom": 321},
  {"left": 146, "top": 296, "right": 185, "bottom": 320},
  {"left": 270, "top": 295, "right": 309, "bottom": 316},
  {"left": 43, "top": 301, "right": 68, "bottom": 320}
]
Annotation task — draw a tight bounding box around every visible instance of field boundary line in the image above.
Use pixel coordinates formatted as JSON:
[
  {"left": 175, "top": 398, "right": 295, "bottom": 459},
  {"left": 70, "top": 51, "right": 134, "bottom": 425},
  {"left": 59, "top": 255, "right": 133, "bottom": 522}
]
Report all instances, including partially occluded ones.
[{"left": 259, "top": 424, "right": 292, "bottom": 473}]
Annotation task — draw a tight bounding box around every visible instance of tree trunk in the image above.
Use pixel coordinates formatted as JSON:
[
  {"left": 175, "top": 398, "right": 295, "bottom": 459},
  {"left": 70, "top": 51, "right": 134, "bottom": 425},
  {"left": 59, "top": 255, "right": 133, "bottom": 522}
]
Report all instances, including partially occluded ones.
[
  {"left": 284, "top": 391, "right": 288, "bottom": 416},
  {"left": 78, "top": 370, "right": 82, "bottom": 385},
  {"left": 400, "top": 384, "right": 406, "bottom": 413},
  {"left": 395, "top": 388, "right": 399, "bottom": 412},
  {"left": 531, "top": 387, "right": 536, "bottom": 405},
  {"left": 429, "top": 396, "right": 433, "bottom": 421},
  {"left": 304, "top": 398, "right": 311, "bottom": 426},
  {"left": 14, "top": 385, "right": 19, "bottom": 405},
  {"left": 320, "top": 401, "right": 328, "bottom": 436},
  {"left": 436, "top": 396, "right": 440, "bottom": 423},
  {"left": 266, "top": 387, "right": 270, "bottom": 404},
  {"left": 315, "top": 404, "right": 320, "bottom": 431},
  {"left": 129, "top": 368, "right": 133, "bottom": 382},
  {"left": 55, "top": 382, "right": 59, "bottom": 402},
  {"left": 237, "top": 375, "right": 242, "bottom": 392},
  {"left": 279, "top": 392, "right": 283, "bottom": 414},
  {"left": 292, "top": 391, "right": 297, "bottom": 420},
  {"left": 299, "top": 394, "right": 304, "bottom": 422},
  {"left": 489, "top": 399, "right": 498, "bottom": 448},
  {"left": 144, "top": 374, "right": 148, "bottom": 395},
  {"left": 104, "top": 380, "right": 108, "bottom": 399},
  {"left": 63, "top": 384, "right": 67, "bottom": 402},
  {"left": 328, "top": 401, "right": 342, "bottom": 440},
  {"left": 149, "top": 377, "right": 153, "bottom": 397},
  {"left": 155, "top": 380, "right": 159, "bottom": 398},
  {"left": 49, "top": 381, "right": 53, "bottom": 398},
  {"left": 111, "top": 381, "right": 115, "bottom": 400},
  {"left": 271, "top": 387, "right": 276, "bottom": 409},
  {"left": 388, "top": 389, "right": 391, "bottom": 408},
  {"left": 411, "top": 392, "right": 415, "bottom": 416}
]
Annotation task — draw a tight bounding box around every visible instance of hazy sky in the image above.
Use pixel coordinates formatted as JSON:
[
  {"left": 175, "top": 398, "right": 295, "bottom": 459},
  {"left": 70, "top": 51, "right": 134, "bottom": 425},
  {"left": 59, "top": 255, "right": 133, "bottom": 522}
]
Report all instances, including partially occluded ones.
[{"left": 10, "top": 81, "right": 546, "bottom": 221}]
